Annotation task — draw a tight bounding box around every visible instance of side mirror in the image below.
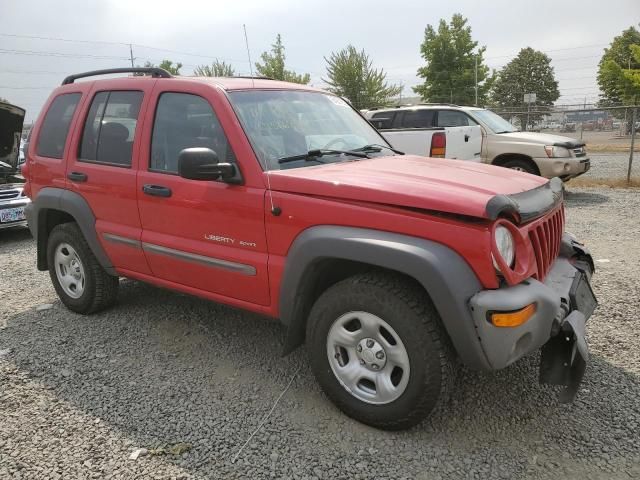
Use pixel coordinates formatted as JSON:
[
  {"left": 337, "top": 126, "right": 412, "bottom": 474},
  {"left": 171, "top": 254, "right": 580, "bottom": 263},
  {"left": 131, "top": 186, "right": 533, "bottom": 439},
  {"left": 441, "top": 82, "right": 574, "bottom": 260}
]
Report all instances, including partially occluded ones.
[{"left": 177, "top": 148, "right": 236, "bottom": 182}]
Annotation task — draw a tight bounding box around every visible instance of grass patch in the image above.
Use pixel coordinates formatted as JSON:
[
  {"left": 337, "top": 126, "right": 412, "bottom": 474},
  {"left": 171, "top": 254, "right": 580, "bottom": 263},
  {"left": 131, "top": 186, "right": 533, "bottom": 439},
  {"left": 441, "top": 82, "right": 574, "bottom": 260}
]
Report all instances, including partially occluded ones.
[
  {"left": 587, "top": 144, "right": 640, "bottom": 153},
  {"left": 570, "top": 177, "right": 640, "bottom": 188}
]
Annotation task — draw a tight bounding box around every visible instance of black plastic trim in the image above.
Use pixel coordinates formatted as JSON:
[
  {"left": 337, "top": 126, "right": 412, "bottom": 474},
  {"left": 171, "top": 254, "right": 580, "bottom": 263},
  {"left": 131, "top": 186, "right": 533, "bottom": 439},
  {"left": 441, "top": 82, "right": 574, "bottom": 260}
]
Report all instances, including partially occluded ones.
[
  {"left": 27, "top": 187, "right": 116, "bottom": 275},
  {"left": 62, "top": 68, "right": 171, "bottom": 85},
  {"left": 553, "top": 140, "right": 585, "bottom": 149},
  {"left": 278, "top": 226, "right": 491, "bottom": 370},
  {"left": 485, "top": 177, "right": 563, "bottom": 223}
]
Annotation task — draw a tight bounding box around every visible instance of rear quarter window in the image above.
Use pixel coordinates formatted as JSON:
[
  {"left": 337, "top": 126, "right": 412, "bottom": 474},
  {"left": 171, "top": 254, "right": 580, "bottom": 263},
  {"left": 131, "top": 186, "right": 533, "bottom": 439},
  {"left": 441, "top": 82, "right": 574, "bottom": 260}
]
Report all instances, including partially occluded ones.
[
  {"left": 36, "top": 93, "right": 82, "bottom": 159},
  {"left": 371, "top": 111, "right": 396, "bottom": 130}
]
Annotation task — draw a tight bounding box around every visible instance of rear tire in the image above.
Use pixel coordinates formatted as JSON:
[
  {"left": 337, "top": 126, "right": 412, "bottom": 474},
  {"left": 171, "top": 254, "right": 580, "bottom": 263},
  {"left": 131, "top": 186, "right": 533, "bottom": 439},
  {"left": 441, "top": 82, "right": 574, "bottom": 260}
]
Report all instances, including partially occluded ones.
[
  {"left": 47, "top": 222, "right": 118, "bottom": 314},
  {"left": 306, "top": 272, "right": 455, "bottom": 430},
  {"left": 501, "top": 158, "right": 539, "bottom": 175}
]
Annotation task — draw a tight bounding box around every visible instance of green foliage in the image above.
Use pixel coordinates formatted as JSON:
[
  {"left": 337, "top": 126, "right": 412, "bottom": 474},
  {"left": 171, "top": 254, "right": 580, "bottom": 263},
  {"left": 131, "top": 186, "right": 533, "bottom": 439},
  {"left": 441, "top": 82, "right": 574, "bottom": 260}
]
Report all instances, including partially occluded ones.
[
  {"left": 255, "top": 34, "right": 310, "bottom": 84},
  {"left": 597, "top": 25, "right": 640, "bottom": 106},
  {"left": 141, "top": 60, "right": 182, "bottom": 75},
  {"left": 323, "top": 45, "right": 401, "bottom": 110},
  {"left": 194, "top": 60, "right": 236, "bottom": 77},
  {"left": 490, "top": 47, "right": 559, "bottom": 122},
  {"left": 413, "top": 14, "right": 491, "bottom": 105}
]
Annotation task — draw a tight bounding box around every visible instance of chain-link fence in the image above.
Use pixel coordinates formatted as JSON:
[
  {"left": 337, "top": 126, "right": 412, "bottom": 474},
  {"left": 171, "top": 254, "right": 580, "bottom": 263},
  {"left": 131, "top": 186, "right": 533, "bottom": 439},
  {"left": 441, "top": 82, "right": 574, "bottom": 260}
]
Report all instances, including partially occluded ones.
[{"left": 494, "top": 104, "right": 639, "bottom": 183}]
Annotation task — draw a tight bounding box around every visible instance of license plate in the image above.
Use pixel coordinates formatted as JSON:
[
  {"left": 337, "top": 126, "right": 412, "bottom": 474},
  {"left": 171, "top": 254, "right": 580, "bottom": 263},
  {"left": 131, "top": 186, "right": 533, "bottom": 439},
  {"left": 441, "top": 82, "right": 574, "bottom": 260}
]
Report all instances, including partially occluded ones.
[
  {"left": 0, "top": 207, "right": 26, "bottom": 223},
  {"left": 570, "top": 272, "right": 597, "bottom": 319}
]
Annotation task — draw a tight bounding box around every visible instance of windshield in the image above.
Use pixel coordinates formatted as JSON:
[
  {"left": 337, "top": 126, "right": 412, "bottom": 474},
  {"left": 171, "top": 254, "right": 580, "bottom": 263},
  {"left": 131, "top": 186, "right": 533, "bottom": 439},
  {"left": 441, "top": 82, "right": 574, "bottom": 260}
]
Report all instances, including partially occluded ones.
[
  {"left": 228, "top": 90, "right": 390, "bottom": 170},
  {"left": 470, "top": 109, "right": 518, "bottom": 133}
]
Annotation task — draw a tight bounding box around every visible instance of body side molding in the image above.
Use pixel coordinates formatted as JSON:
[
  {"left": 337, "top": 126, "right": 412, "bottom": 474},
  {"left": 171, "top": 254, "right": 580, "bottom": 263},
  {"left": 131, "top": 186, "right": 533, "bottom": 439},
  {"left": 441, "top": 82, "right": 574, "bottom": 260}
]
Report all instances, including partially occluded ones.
[{"left": 142, "top": 242, "right": 257, "bottom": 276}]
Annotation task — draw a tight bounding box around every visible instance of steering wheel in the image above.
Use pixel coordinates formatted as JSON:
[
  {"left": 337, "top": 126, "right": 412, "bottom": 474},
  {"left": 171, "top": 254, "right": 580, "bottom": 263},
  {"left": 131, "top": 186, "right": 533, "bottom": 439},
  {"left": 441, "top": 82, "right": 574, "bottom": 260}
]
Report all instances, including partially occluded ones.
[{"left": 323, "top": 137, "right": 350, "bottom": 150}]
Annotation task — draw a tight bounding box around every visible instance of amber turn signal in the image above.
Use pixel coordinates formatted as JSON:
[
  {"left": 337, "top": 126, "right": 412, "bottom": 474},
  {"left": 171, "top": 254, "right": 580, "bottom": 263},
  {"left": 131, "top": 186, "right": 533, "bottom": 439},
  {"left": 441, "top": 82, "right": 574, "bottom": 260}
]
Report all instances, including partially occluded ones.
[{"left": 490, "top": 303, "right": 536, "bottom": 327}]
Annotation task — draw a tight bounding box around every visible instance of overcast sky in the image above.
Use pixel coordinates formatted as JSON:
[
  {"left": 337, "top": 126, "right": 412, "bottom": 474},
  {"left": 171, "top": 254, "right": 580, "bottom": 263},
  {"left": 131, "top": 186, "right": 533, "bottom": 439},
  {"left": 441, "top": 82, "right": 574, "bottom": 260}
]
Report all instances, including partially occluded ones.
[{"left": 2, "top": 0, "right": 638, "bottom": 121}]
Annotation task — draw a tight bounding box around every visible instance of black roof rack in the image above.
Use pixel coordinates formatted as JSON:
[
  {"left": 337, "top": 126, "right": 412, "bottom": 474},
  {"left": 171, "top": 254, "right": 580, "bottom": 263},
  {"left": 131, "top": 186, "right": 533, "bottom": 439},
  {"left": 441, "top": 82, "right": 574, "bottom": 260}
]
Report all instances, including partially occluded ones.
[
  {"left": 417, "top": 103, "right": 460, "bottom": 107},
  {"left": 232, "top": 75, "right": 275, "bottom": 80},
  {"left": 62, "top": 67, "right": 172, "bottom": 85}
]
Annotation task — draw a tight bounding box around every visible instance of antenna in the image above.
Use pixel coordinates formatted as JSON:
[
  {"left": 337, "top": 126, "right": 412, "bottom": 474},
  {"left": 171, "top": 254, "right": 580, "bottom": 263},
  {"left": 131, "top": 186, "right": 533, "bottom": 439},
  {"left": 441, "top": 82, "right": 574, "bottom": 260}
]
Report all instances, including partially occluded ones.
[
  {"left": 242, "top": 24, "right": 255, "bottom": 88},
  {"left": 243, "top": 24, "right": 280, "bottom": 216}
]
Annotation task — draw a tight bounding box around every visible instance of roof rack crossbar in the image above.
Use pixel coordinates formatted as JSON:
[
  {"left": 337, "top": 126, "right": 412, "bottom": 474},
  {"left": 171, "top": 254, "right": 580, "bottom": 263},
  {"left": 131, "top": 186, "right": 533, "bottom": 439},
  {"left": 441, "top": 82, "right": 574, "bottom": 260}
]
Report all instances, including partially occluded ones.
[{"left": 62, "top": 67, "right": 172, "bottom": 85}]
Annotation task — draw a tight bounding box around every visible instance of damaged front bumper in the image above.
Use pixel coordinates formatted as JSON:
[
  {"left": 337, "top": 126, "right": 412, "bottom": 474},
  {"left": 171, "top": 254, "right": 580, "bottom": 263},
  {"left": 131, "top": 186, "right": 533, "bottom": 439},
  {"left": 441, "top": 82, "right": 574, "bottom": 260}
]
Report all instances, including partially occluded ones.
[{"left": 469, "top": 233, "right": 597, "bottom": 402}]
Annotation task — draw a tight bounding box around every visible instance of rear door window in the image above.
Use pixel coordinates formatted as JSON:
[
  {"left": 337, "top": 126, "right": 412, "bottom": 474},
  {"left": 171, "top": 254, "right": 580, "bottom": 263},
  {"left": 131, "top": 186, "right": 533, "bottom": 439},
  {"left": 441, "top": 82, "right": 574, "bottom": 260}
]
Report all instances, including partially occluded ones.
[
  {"left": 79, "top": 91, "right": 143, "bottom": 167},
  {"left": 400, "top": 109, "right": 435, "bottom": 129},
  {"left": 36, "top": 93, "right": 82, "bottom": 158},
  {"left": 436, "top": 110, "right": 477, "bottom": 127}
]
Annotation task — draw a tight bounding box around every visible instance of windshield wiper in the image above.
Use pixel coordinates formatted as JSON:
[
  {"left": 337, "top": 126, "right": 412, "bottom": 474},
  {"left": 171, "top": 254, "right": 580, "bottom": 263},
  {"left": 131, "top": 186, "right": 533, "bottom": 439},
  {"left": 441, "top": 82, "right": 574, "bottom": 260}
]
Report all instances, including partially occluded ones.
[
  {"left": 352, "top": 143, "right": 405, "bottom": 155},
  {"left": 278, "top": 149, "right": 369, "bottom": 165}
]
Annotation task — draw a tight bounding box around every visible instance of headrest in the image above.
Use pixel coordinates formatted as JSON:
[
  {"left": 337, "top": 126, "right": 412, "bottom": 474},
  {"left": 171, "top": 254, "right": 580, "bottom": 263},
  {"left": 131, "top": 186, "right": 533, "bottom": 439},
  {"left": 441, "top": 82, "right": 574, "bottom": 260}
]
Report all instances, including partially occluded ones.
[{"left": 100, "top": 122, "right": 129, "bottom": 141}]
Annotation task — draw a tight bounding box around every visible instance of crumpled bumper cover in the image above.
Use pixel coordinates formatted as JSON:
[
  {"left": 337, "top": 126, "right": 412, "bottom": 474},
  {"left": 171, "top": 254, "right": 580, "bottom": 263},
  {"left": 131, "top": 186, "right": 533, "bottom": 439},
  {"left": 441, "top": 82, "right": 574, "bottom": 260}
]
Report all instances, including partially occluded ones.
[{"left": 469, "top": 233, "right": 596, "bottom": 402}]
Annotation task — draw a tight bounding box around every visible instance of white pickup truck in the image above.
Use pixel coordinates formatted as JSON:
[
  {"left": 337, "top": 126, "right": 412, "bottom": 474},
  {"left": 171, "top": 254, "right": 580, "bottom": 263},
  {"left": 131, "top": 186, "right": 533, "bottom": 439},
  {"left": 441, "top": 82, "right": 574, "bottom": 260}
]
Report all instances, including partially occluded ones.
[
  {"left": 365, "top": 105, "right": 590, "bottom": 180},
  {"left": 364, "top": 105, "right": 482, "bottom": 161}
]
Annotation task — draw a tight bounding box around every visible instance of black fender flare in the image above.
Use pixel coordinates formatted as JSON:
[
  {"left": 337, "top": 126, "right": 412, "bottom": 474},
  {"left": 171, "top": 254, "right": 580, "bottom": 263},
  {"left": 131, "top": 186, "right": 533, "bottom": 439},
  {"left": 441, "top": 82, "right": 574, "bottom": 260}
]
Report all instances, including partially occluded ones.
[
  {"left": 25, "top": 187, "right": 116, "bottom": 275},
  {"left": 278, "top": 226, "right": 492, "bottom": 370}
]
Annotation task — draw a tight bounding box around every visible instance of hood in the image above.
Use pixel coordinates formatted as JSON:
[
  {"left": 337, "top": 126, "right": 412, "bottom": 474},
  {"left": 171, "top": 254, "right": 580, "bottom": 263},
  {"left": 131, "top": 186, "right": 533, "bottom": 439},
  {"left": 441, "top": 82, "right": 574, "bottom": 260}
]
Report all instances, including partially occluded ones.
[
  {"left": 0, "top": 101, "right": 26, "bottom": 172},
  {"left": 267, "top": 155, "right": 553, "bottom": 221},
  {"left": 497, "top": 131, "right": 585, "bottom": 148}
]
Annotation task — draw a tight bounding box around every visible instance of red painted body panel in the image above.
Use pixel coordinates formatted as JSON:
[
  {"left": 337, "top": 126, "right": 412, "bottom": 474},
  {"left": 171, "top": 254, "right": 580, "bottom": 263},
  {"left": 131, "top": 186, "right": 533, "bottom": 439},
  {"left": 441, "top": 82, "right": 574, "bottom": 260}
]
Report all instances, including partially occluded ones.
[{"left": 267, "top": 156, "right": 547, "bottom": 220}]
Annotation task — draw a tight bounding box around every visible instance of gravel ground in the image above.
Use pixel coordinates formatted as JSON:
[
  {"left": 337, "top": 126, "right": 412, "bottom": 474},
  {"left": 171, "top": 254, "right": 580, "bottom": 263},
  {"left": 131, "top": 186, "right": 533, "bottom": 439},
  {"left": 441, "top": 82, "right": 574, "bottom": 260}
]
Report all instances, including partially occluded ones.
[
  {"left": 1, "top": 185, "right": 640, "bottom": 480},
  {"left": 586, "top": 152, "right": 639, "bottom": 180}
]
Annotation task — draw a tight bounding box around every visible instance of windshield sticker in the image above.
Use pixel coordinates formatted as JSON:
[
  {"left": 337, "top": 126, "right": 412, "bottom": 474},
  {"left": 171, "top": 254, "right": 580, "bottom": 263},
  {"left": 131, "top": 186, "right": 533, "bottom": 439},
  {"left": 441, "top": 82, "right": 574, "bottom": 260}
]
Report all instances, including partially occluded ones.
[{"left": 325, "top": 95, "right": 349, "bottom": 107}]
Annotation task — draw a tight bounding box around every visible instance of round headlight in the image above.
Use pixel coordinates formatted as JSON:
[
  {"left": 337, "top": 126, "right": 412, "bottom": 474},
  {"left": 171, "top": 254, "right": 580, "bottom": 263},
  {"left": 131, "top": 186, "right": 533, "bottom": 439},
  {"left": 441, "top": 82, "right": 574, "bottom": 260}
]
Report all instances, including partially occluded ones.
[{"left": 494, "top": 225, "right": 515, "bottom": 270}]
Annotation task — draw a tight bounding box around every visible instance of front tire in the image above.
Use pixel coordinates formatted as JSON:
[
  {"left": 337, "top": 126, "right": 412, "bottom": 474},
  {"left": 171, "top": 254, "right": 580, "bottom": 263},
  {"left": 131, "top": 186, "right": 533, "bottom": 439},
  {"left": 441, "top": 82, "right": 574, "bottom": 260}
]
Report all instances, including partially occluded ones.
[
  {"left": 501, "top": 158, "right": 539, "bottom": 175},
  {"left": 47, "top": 223, "right": 119, "bottom": 314},
  {"left": 306, "top": 272, "right": 455, "bottom": 430}
]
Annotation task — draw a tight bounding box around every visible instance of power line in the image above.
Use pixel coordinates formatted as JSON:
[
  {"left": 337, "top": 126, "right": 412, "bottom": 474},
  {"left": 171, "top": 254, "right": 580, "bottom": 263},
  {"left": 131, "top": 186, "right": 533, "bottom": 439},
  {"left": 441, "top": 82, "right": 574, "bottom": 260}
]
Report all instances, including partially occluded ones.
[
  {"left": 0, "top": 32, "right": 128, "bottom": 46},
  {"left": 0, "top": 47, "right": 129, "bottom": 60}
]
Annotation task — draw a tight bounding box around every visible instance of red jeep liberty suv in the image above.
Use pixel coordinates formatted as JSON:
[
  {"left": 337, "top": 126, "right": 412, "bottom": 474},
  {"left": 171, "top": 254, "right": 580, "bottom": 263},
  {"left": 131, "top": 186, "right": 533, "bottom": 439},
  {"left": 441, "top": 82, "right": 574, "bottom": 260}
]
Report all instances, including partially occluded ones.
[{"left": 23, "top": 68, "right": 596, "bottom": 430}]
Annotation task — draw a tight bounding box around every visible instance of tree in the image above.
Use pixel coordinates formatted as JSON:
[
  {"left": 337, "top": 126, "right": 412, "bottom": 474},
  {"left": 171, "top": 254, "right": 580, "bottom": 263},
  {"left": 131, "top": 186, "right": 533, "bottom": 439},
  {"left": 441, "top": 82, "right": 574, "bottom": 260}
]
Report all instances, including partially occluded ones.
[
  {"left": 194, "top": 60, "right": 236, "bottom": 77},
  {"left": 597, "top": 25, "right": 640, "bottom": 107},
  {"left": 140, "top": 60, "right": 182, "bottom": 75},
  {"left": 323, "top": 45, "right": 401, "bottom": 110},
  {"left": 490, "top": 47, "right": 560, "bottom": 129},
  {"left": 413, "top": 14, "right": 491, "bottom": 105},
  {"left": 255, "top": 34, "right": 310, "bottom": 84},
  {"left": 600, "top": 45, "right": 640, "bottom": 105}
]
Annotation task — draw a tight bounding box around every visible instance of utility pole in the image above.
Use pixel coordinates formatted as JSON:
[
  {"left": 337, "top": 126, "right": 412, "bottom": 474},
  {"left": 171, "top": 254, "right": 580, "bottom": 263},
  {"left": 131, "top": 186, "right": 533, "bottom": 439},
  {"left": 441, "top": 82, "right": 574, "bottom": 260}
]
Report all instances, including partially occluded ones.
[
  {"left": 627, "top": 107, "right": 636, "bottom": 184},
  {"left": 129, "top": 44, "right": 135, "bottom": 68},
  {"left": 474, "top": 55, "right": 478, "bottom": 106},
  {"left": 580, "top": 96, "right": 586, "bottom": 140}
]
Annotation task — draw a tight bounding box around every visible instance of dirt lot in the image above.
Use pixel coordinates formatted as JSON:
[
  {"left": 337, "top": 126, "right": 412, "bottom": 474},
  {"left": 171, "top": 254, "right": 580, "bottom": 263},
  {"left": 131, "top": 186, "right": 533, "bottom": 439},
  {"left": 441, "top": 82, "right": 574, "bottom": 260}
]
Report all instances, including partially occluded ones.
[{"left": 1, "top": 185, "right": 639, "bottom": 480}]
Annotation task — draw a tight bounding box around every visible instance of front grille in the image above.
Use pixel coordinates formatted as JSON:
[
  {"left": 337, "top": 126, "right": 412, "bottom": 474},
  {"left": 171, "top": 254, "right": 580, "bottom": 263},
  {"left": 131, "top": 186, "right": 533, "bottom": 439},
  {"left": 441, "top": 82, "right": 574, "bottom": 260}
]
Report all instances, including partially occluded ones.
[
  {"left": 573, "top": 147, "right": 586, "bottom": 157},
  {"left": 528, "top": 207, "right": 565, "bottom": 280},
  {"left": 0, "top": 190, "right": 20, "bottom": 200}
]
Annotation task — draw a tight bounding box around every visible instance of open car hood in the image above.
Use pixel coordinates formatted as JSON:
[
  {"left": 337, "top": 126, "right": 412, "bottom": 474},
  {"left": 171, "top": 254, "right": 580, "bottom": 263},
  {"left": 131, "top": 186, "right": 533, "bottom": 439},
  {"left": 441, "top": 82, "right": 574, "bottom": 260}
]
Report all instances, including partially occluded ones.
[
  {"left": 267, "top": 155, "right": 561, "bottom": 223},
  {"left": 0, "top": 101, "right": 26, "bottom": 173}
]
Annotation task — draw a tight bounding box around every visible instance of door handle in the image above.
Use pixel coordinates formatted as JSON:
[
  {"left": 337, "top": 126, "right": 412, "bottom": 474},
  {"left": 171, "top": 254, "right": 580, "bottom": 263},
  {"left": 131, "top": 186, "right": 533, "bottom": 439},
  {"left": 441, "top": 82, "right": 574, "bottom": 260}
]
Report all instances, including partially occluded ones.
[
  {"left": 143, "top": 184, "right": 172, "bottom": 198},
  {"left": 464, "top": 134, "right": 470, "bottom": 142},
  {"left": 67, "top": 171, "right": 88, "bottom": 182}
]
